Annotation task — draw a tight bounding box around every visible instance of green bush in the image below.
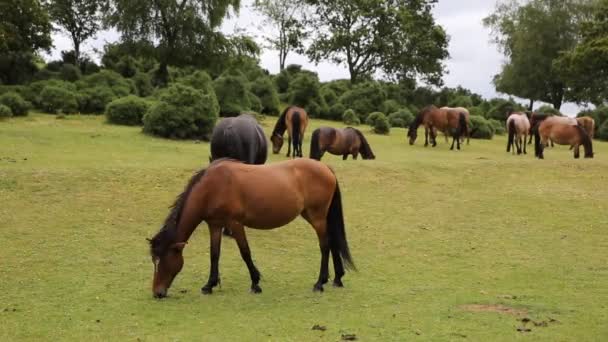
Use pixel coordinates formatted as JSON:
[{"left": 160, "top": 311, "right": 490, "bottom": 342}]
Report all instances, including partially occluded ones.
[
  {"left": 0, "top": 92, "right": 30, "bottom": 116},
  {"left": 33, "top": 69, "right": 60, "bottom": 81},
  {"left": 143, "top": 83, "right": 219, "bottom": 139},
  {"left": 488, "top": 119, "right": 506, "bottom": 135},
  {"left": 247, "top": 92, "right": 263, "bottom": 113},
  {"left": 59, "top": 63, "right": 81, "bottom": 82},
  {"left": 365, "top": 112, "right": 387, "bottom": 126},
  {"left": 320, "top": 86, "right": 338, "bottom": 107},
  {"left": 288, "top": 72, "right": 322, "bottom": 108},
  {"left": 26, "top": 80, "right": 76, "bottom": 108},
  {"left": 250, "top": 77, "right": 280, "bottom": 115},
  {"left": 388, "top": 109, "right": 414, "bottom": 128},
  {"left": 0, "top": 104, "right": 12, "bottom": 119},
  {"left": 485, "top": 99, "right": 523, "bottom": 121},
  {"left": 342, "top": 109, "right": 360, "bottom": 125},
  {"left": 78, "top": 86, "right": 117, "bottom": 114},
  {"left": 328, "top": 103, "right": 346, "bottom": 121},
  {"left": 448, "top": 95, "right": 473, "bottom": 108},
  {"left": 178, "top": 71, "right": 214, "bottom": 94},
  {"left": 373, "top": 116, "right": 391, "bottom": 135},
  {"left": 274, "top": 70, "right": 291, "bottom": 93},
  {"left": 105, "top": 95, "right": 150, "bottom": 126},
  {"left": 469, "top": 115, "right": 494, "bottom": 139},
  {"left": 381, "top": 100, "right": 401, "bottom": 116},
  {"left": 339, "top": 81, "right": 386, "bottom": 120},
  {"left": 469, "top": 106, "right": 485, "bottom": 117},
  {"left": 537, "top": 105, "right": 561, "bottom": 116},
  {"left": 77, "top": 70, "right": 134, "bottom": 98},
  {"left": 40, "top": 86, "right": 78, "bottom": 114},
  {"left": 598, "top": 120, "right": 608, "bottom": 141},
  {"left": 213, "top": 74, "right": 250, "bottom": 116},
  {"left": 133, "top": 72, "right": 153, "bottom": 97},
  {"left": 305, "top": 100, "right": 323, "bottom": 118}
]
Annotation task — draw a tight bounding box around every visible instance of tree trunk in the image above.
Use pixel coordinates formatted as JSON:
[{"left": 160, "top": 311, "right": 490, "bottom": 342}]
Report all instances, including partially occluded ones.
[
  {"left": 72, "top": 36, "right": 81, "bottom": 68},
  {"left": 528, "top": 99, "right": 534, "bottom": 111}
]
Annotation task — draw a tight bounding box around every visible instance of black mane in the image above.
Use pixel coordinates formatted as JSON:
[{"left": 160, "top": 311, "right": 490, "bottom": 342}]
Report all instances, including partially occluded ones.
[
  {"left": 272, "top": 106, "right": 291, "bottom": 137},
  {"left": 409, "top": 106, "right": 433, "bottom": 131}
]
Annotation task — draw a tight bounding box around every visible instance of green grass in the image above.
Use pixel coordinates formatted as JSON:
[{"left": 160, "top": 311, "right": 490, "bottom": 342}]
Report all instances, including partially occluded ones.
[{"left": 1, "top": 114, "right": 607, "bottom": 341}]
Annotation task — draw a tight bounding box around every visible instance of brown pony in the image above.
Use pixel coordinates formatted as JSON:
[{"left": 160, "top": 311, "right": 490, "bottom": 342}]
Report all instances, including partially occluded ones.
[
  {"left": 576, "top": 116, "right": 595, "bottom": 139},
  {"left": 506, "top": 112, "right": 531, "bottom": 155},
  {"left": 441, "top": 106, "right": 471, "bottom": 144},
  {"left": 309, "top": 127, "right": 375, "bottom": 161},
  {"left": 407, "top": 105, "right": 468, "bottom": 150},
  {"left": 534, "top": 116, "right": 593, "bottom": 159},
  {"left": 148, "top": 158, "right": 355, "bottom": 298},
  {"left": 271, "top": 106, "right": 309, "bottom": 158}
]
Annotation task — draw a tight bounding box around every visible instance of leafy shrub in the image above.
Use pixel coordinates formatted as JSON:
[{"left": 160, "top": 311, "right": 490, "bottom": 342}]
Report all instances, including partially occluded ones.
[
  {"left": 133, "top": 72, "right": 153, "bottom": 97},
  {"left": 488, "top": 119, "right": 506, "bottom": 135},
  {"left": 598, "top": 120, "right": 608, "bottom": 141},
  {"left": 328, "top": 103, "right": 346, "bottom": 121},
  {"left": 33, "top": 69, "right": 60, "bottom": 81},
  {"left": 469, "top": 115, "right": 494, "bottom": 139},
  {"left": 0, "top": 92, "right": 30, "bottom": 116},
  {"left": 247, "top": 92, "right": 263, "bottom": 113},
  {"left": 320, "top": 86, "right": 338, "bottom": 107},
  {"left": 250, "top": 77, "right": 280, "bottom": 115},
  {"left": 78, "top": 86, "right": 117, "bottom": 114},
  {"left": 105, "top": 95, "right": 150, "bottom": 125},
  {"left": 77, "top": 70, "right": 134, "bottom": 98},
  {"left": 339, "top": 81, "right": 386, "bottom": 120},
  {"left": 178, "top": 70, "right": 214, "bottom": 94},
  {"left": 143, "top": 83, "right": 219, "bottom": 139},
  {"left": 288, "top": 72, "right": 322, "bottom": 108},
  {"left": 305, "top": 100, "right": 323, "bottom": 118},
  {"left": 274, "top": 70, "right": 290, "bottom": 93},
  {"left": 59, "top": 63, "right": 81, "bottom": 82},
  {"left": 213, "top": 74, "right": 250, "bottom": 116},
  {"left": 365, "top": 112, "right": 387, "bottom": 126},
  {"left": 40, "top": 86, "right": 78, "bottom": 114},
  {"left": 0, "top": 104, "right": 12, "bottom": 119},
  {"left": 537, "top": 105, "right": 561, "bottom": 116},
  {"left": 448, "top": 95, "right": 473, "bottom": 108},
  {"left": 469, "top": 106, "right": 485, "bottom": 117},
  {"left": 485, "top": 99, "right": 523, "bottom": 121},
  {"left": 26, "top": 80, "right": 76, "bottom": 108},
  {"left": 388, "top": 109, "right": 414, "bottom": 128},
  {"left": 342, "top": 109, "right": 360, "bottom": 125},
  {"left": 382, "top": 100, "right": 401, "bottom": 116},
  {"left": 373, "top": 116, "right": 391, "bottom": 135}
]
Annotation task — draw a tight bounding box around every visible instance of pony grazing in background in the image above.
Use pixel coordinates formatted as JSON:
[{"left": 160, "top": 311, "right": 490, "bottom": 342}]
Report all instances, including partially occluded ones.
[
  {"left": 309, "top": 127, "right": 375, "bottom": 161},
  {"left": 148, "top": 158, "right": 355, "bottom": 298},
  {"left": 534, "top": 116, "right": 594, "bottom": 159},
  {"left": 506, "top": 112, "right": 531, "bottom": 155},
  {"left": 576, "top": 116, "right": 595, "bottom": 139},
  {"left": 209, "top": 114, "right": 267, "bottom": 165},
  {"left": 271, "top": 106, "right": 309, "bottom": 158},
  {"left": 440, "top": 106, "right": 471, "bottom": 144},
  {"left": 407, "top": 105, "right": 468, "bottom": 150}
]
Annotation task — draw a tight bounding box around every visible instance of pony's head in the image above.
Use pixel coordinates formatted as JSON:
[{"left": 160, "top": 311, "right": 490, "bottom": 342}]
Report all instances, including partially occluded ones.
[
  {"left": 271, "top": 133, "right": 284, "bottom": 154},
  {"left": 407, "top": 122, "right": 418, "bottom": 145},
  {"left": 149, "top": 230, "right": 187, "bottom": 298}
]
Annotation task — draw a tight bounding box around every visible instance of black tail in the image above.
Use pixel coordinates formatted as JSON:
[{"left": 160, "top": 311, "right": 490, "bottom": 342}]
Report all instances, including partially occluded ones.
[
  {"left": 327, "top": 181, "right": 355, "bottom": 271},
  {"left": 534, "top": 123, "right": 543, "bottom": 159},
  {"left": 352, "top": 128, "right": 375, "bottom": 159},
  {"left": 575, "top": 124, "right": 594, "bottom": 158},
  {"left": 291, "top": 111, "right": 301, "bottom": 157},
  {"left": 507, "top": 119, "right": 516, "bottom": 153},
  {"left": 310, "top": 128, "right": 322, "bottom": 160},
  {"left": 457, "top": 112, "right": 467, "bottom": 139}
]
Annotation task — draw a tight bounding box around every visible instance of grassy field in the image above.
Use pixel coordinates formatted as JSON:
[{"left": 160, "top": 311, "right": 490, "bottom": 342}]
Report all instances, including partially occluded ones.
[{"left": 1, "top": 113, "right": 607, "bottom": 341}]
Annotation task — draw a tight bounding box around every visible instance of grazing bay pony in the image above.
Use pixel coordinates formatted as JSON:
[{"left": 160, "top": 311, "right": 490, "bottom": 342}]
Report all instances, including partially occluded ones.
[
  {"left": 309, "top": 127, "right": 375, "bottom": 161},
  {"left": 534, "top": 116, "right": 594, "bottom": 159},
  {"left": 506, "top": 112, "right": 531, "bottom": 155},
  {"left": 148, "top": 158, "right": 355, "bottom": 298},
  {"left": 209, "top": 114, "right": 267, "bottom": 165},
  {"left": 441, "top": 106, "right": 471, "bottom": 144},
  {"left": 271, "top": 106, "right": 309, "bottom": 158},
  {"left": 576, "top": 116, "right": 595, "bottom": 139},
  {"left": 407, "top": 105, "right": 468, "bottom": 150}
]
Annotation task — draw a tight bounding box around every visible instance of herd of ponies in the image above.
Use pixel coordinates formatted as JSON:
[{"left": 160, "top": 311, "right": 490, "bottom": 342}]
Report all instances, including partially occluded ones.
[{"left": 147, "top": 105, "right": 594, "bottom": 299}]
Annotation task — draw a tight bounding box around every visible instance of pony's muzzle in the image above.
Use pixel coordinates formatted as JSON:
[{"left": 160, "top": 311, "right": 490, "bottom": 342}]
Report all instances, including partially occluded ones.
[{"left": 153, "top": 288, "right": 167, "bottom": 299}]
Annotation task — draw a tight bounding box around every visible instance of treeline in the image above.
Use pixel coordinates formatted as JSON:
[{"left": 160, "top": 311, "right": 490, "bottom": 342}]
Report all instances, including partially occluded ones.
[{"left": 1, "top": 0, "right": 607, "bottom": 140}]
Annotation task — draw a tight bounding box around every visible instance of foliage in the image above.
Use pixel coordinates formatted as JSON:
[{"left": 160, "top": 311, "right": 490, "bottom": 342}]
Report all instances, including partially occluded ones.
[
  {"left": 213, "top": 74, "right": 251, "bottom": 117},
  {"left": 288, "top": 72, "right": 322, "bottom": 108},
  {"left": 365, "top": 112, "right": 387, "bottom": 126},
  {"left": 26, "top": 79, "right": 76, "bottom": 108},
  {"left": 320, "top": 86, "right": 338, "bottom": 107},
  {"left": 328, "top": 102, "right": 346, "bottom": 121},
  {"left": 305, "top": 0, "right": 449, "bottom": 85},
  {"left": 339, "top": 81, "right": 386, "bottom": 120},
  {"left": 78, "top": 86, "right": 117, "bottom": 114},
  {"left": 342, "top": 108, "right": 360, "bottom": 125},
  {"left": 0, "top": 104, "right": 12, "bottom": 119},
  {"left": 247, "top": 92, "right": 263, "bottom": 113},
  {"left": 373, "top": 114, "right": 390, "bottom": 135},
  {"left": 448, "top": 95, "right": 473, "bottom": 108},
  {"left": 485, "top": 98, "right": 524, "bottom": 121},
  {"left": 488, "top": 119, "right": 506, "bottom": 135},
  {"left": 381, "top": 100, "right": 401, "bottom": 116},
  {"left": 469, "top": 115, "right": 495, "bottom": 139},
  {"left": 598, "top": 120, "right": 608, "bottom": 141},
  {"left": 0, "top": 92, "right": 30, "bottom": 116},
  {"left": 388, "top": 109, "right": 414, "bottom": 128},
  {"left": 250, "top": 77, "right": 280, "bottom": 115},
  {"left": 40, "top": 86, "right": 79, "bottom": 114},
  {"left": 536, "top": 105, "right": 561, "bottom": 115},
  {"left": 77, "top": 70, "right": 134, "bottom": 98},
  {"left": 105, "top": 95, "right": 150, "bottom": 126},
  {"left": 143, "top": 83, "right": 219, "bottom": 139},
  {"left": 59, "top": 63, "right": 82, "bottom": 82},
  {"left": 132, "top": 72, "right": 153, "bottom": 97}
]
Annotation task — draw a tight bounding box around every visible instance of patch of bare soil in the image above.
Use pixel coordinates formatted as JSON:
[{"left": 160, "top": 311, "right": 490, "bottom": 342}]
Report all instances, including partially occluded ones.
[{"left": 460, "top": 304, "right": 528, "bottom": 316}]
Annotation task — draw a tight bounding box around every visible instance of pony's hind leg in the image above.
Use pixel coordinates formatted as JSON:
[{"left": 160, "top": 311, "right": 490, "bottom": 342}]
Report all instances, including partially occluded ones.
[
  {"left": 202, "top": 225, "right": 223, "bottom": 294},
  {"left": 302, "top": 212, "right": 330, "bottom": 292},
  {"left": 228, "top": 223, "right": 262, "bottom": 293},
  {"left": 574, "top": 144, "right": 580, "bottom": 159},
  {"left": 287, "top": 135, "right": 292, "bottom": 157}
]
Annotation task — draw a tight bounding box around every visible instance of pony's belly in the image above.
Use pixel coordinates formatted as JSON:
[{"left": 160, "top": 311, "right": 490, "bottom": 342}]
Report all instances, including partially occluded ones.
[{"left": 242, "top": 207, "right": 302, "bottom": 229}]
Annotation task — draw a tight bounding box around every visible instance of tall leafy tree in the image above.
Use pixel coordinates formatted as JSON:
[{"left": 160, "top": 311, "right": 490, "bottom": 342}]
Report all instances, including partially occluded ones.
[
  {"left": 106, "top": 0, "right": 241, "bottom": 85},
  {"left": 556, "top": 0, "right": 608, "bottom": 106},
  {"left": 0, "top": 0, "right": 53, "bottom": 84},
  {"left": 47, "top": 0, "right": 102, "bottom": 67},
  {"left": 484, "top": 0, "right": 590, "bottom": 110},
  {"left": 253, "top": 0, "right": 306, "bottom": 71},
  {"left": 304, "top": 0, "right": 448, "bottom": 85}
]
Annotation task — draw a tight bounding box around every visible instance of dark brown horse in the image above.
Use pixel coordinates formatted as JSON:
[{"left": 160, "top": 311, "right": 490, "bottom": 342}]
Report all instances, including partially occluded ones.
[
  {"left": 271, "top": 106, "right": 309, "bottom": 158},
  {"left": 534, "top": 116, "right": 593, "bottom": 159},
  {"left": 148, "top": 158, "right": 355, "bottom": 298},
  {"left": 209, "top": 113, "right": 267, "bottom": 165},
  {"left": 309, "top": 127, "right": 375, "bottom": 161},
  {"left": 407, "top": 105, "right": 468, "bottom": 150}
]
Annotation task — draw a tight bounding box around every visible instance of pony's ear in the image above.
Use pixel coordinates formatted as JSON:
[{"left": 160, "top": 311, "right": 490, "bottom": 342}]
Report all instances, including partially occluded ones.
[{"left": 170, "top": 242, "right": 187, "bottom": 252}]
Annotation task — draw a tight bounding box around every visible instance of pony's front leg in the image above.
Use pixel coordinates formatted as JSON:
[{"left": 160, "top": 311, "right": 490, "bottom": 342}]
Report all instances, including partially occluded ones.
[
  {"left": 574, "top": 144, "right": 580, "bottom": 159},
  {"left": 342, "top": 154, "right": 348, "bottom": 160},
  {"left": 523, "top": 135, "right": 527, "bottom": 154},
  {"left": 424, "top": 127, "right": 429, "bottom": 147},
  {"left": 287, "top": 135, "right": 292, "bottom": 157},
  {"left": 202, "top": 225, "right": 223, "bottom": 294},
  {"left": 431, "top": 128, "right": 438, "bottom": 147},
  {"left": 516, "top": 136, "right": 522, "bottom": 155},
  {"left": 229, "top": 223, "right": 262, "bottom": 293}
]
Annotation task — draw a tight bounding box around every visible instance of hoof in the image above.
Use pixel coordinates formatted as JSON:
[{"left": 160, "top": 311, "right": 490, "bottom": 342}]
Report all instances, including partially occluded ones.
[
  {"left": 333, "top": 279, "right": 344, "bottom": 288},
  {"left": 201, "top": 286, "right": 213, "bottom": 295},
  {"left": 313, "top": 284, "right": 324, "bottom": 292},
  {"left": 250, "top": 284, "right": 262, "bottom": 294}
]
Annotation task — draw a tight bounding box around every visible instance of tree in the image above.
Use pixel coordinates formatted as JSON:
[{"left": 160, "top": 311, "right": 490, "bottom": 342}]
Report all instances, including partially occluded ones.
[
  {"left": 305, "top": 0, "right": 448, "bottom": 84},
  {"left": 253, "top": 0, "right": 306, "bottom": 71},
  {"left": 48, "top": 0, "right": 102, "bottom": 67},
  {"left": 0, "top": 0, "right": 52, "bottom": 84},
  {"left": 484, "top": 0, "right": 589, "bottom": 110},
  {"left": 107, "top": 0, "right": 241, "bottom": 86},
  {"left": 556, "top": 0, "right": 608, "bottom": 106}
]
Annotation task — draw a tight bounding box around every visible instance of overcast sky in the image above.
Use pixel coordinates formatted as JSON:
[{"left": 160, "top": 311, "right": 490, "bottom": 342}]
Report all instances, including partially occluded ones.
[{"left": 46, "top": 0, "right": 583, "bottom": 115}]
